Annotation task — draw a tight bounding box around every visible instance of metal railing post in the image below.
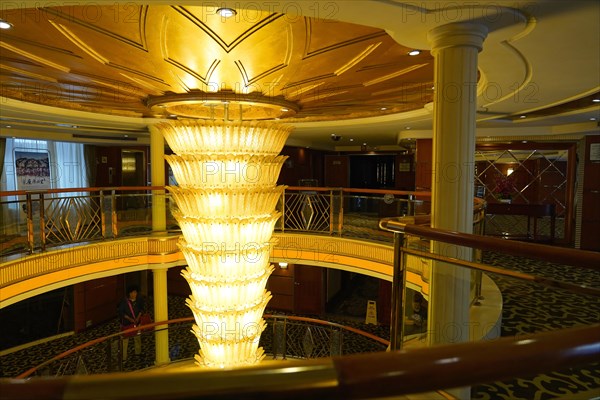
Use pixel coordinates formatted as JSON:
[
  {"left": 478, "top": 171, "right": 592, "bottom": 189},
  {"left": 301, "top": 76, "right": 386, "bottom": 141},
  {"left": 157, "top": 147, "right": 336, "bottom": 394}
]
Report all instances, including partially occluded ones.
[
  {"left": 100, "top": 190, "right": 106, "bottom": 239},
  {"left": 39, "top": 192, "right": 46, "bottom": 251},
  {"left": 111, "top": 189, "right": 118, "bottom": 238},
  {"left": 280, "top": 190, "right": 286, "bottom": 233},
  {"left": 407, "top": 194, "right": 415, "bottom": 216},
  {"left": 390, "top": 231, "right": 407, "bottom": 350},
  {"left": 329, "top": 189, "right": 334, "bottom": 235},
  {"left": 473, "top": 205, "right": 486, "bottom": 305},
  {"left": 473, "top": 270, "right": 483, "bottom": 306},
  {"left": 283, "top": 318, "right": 288, "bottom": 360},
  {"left": 25, "top": 192, "right": 34, "bottom": 253},
  {"left": 338, "top": 189, "right": 344, "bottom": 236}
]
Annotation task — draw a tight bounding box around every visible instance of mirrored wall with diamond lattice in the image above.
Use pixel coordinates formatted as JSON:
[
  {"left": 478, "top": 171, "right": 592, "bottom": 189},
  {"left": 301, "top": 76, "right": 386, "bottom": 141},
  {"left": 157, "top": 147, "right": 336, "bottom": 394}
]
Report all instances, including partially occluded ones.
[{"left": 475, "top": 142, "right": 576, "bottom": 244}]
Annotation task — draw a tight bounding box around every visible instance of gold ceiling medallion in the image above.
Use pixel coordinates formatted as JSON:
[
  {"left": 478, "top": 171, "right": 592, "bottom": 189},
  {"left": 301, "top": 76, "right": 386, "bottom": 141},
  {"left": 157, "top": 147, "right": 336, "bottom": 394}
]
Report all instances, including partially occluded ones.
[{"left": 147, "top": 91, "right": 299, "bottom": 120}]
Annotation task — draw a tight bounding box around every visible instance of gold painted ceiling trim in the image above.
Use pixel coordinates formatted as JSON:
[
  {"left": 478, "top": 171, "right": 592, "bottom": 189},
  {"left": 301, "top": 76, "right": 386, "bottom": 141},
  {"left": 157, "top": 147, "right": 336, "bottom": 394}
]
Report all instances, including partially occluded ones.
[
  {"left": 364, "top": 64, "right": 429, "bottom": 86},
  {"left": 334, "top": 42, "right": 382, "bottom": 76},
  {"left": 0, "top": 41, "right": 70, "bottom": 72},
  {"left": 50, "top": 21, "right": 109, "bottom": 65},
  {"left": 0, "top": 63, "right": 58, "bottom": 82}
]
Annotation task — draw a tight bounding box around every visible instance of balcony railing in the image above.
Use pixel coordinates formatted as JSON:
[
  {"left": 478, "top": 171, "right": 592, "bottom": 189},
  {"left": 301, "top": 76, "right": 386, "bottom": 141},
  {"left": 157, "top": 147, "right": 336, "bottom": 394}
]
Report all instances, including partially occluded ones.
[
  {"left": 1, "top": 186, "right": 597, "bottom": 399},
  {"left": 0, "top": 186, "right": 437, "bottom": 255},
  {"left": 16, "top": 315, "right": 389, "bottom": 379}
]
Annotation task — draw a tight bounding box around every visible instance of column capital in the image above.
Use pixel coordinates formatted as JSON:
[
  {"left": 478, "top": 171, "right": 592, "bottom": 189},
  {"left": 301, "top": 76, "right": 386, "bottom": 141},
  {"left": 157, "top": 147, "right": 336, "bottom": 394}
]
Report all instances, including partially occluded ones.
[{"left": 427, "top": 22, "right": 488, "bottom": 54}]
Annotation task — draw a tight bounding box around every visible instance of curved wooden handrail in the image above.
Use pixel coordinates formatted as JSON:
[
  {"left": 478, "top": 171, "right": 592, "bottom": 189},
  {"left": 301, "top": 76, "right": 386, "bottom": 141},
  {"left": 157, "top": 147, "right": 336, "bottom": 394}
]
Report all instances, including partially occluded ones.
[
  {"left": 0, "top": 186, "right": 433, "bottom": 198},
  {"left": 285, "top": 186, "right": 338, "bottom": 192},
  {"left": 0, "top": 186, "right": 165, "bottom": 197},
  {"left": 332, "top": 323, "right": 600, "bottom": 399},
  {"left": 15, "top": 315, "right": 389, "bottom": 379},
  {"left": 268, "top": 315, "right": 389, "bottom": 346},
  {"left": 342, "top": 188, "right": 430, "bottom": 197},
  {"left": 401, "top": 246, "right": 600, "bottom": 297},
  {"left": 14, "top": 317, "right": 192, "bottom": 379},
  {"left": 381, "top": 220, "right": 600, "bottom": 270},
  {"left": 3, "top": 323, "right": 598, "bottom": 400}
]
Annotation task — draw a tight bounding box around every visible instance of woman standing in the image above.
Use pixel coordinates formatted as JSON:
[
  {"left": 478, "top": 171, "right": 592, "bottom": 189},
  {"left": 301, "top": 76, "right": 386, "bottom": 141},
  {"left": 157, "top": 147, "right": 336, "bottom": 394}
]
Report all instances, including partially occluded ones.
[{"left": 118, "top": 285, "right": 144, "bottom": 360}]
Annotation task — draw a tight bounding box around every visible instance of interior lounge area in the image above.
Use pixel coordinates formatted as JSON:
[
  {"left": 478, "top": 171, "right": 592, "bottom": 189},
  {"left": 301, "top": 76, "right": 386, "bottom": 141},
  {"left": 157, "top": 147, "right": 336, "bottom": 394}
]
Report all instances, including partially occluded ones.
[{"left": 0, "top": 1, "right": 599, "bottom": 399}]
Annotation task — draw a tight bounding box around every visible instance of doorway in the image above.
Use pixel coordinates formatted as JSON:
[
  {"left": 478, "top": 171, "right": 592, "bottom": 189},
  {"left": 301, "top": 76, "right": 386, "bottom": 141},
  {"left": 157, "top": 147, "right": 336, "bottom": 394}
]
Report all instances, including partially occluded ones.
[{"left": 121, "top": 150, "right": 146, "bottom": 210}]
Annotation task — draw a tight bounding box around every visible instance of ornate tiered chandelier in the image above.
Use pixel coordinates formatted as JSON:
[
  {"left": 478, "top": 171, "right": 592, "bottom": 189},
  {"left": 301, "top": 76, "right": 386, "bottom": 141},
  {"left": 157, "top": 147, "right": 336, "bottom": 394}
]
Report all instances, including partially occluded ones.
[{"left": 156, "top": 117, "right": 291, "bottom": 368}]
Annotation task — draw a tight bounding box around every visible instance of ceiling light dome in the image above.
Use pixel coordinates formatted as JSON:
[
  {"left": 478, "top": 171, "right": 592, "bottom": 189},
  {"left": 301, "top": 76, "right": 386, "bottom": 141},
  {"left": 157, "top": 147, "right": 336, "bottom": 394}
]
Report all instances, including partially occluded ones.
[
  {"left": 0, "top": 19, "right": 13, "bottom": 29},
  {"left": 217, "top": 8, "right": 236, "bottom": 18}
]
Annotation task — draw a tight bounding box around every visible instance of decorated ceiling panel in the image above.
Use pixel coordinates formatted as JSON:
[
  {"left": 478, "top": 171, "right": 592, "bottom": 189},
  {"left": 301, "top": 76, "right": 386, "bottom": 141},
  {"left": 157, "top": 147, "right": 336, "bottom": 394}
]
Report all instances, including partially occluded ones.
[{"left": 0, "top": 5, "right": 434, "bottom": 120}]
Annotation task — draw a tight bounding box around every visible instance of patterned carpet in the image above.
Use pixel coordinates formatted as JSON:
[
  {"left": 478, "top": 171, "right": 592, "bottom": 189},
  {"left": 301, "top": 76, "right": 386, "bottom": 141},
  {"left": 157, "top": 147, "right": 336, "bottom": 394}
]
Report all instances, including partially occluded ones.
[
  {"left": 472, "top": 252, "right": 600, "bottom": 400},
  {"left": 1, "top": 249, "right": 599, "bottom": 399}
]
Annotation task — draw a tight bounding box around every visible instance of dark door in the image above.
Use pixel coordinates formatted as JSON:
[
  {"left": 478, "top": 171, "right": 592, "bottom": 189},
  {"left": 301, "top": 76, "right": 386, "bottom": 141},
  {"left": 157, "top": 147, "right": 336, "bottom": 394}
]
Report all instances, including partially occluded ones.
[
  {"left": 293, "top": 265, "right": 324, "bottom": 315},
  {"left": 324, "top": 155, "right": 349, "bottom": 187},
  {"left": 349, "top": 155, "right": 395, "bottom": 188}
]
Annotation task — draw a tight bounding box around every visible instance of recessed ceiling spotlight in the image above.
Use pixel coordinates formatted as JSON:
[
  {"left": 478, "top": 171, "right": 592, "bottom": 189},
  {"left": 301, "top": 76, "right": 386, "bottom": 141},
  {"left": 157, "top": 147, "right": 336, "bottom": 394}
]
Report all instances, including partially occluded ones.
[
  {"left": 5, "top": 125, "right": 11, "bottom": 128},
  {"left": 522, "top": 140, "right": 528, "bottom": 143},
  {"left": 349, "top": 138, "right": 354, "bottom": 142},
  {"left": 0, "top": 19, "right": 13, "bottom": 30},
  {"left": 405, "top": 126, "right": 411, "bottom": 130},
  {"left": 408, "top": 50, "right": 421, "bottom": 56},
  {"left": 281, "top": 108, "right": 289, "bottom": 112},
  {"left": 591, "top": 117, "right": 597, "bottom": 121},
  {"left": 362, "top": 142, "right": 367, "bottom": 146},
  {"left": 592, "top": 98, "right": 600, "bottom": 103},
  {"left": 216, "top": 8, "right": 237, "bottom": 18},
  {"left": 519, "top": 115, "right": 527, "bottom": 119},
  {"left": 380, "top": 107, "right": 387, "bottom": 111},
  {"left": 124, "top": 134, "right": 129, "bottom": 138}
]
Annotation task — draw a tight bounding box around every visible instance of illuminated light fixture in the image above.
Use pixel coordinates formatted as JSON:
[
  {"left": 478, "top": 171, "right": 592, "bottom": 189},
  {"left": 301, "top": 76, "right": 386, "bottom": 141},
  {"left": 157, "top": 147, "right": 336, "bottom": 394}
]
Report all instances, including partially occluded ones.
[
  {"left": 281, "top": 108, "right": 289, "bottom": 112},
  {"left": 408, "top": 50, "right": 421, "bottom": 56},
  {"left": 591, "top": 117, "right": 597, "bottom": 121},
  {"left": 157, "top": 119, "right": 291, "bottom": 369},
  {"left": 507, "top": 168, "right": 514, "bottom": 176},
  {"left": 519, "top": 115, "right": 527, "bottom": 119},
  {"left": 217, "top": 8, "right": 237, "bottom": 18},
  {"left": 278, "top": 262, "right": 288, "bottom": 269},
  {"left": 0, "top": 19, "right": 12, "bottom": 29},
  {"left": 592, "top": 99, "right": 600, "bottom": 103}
]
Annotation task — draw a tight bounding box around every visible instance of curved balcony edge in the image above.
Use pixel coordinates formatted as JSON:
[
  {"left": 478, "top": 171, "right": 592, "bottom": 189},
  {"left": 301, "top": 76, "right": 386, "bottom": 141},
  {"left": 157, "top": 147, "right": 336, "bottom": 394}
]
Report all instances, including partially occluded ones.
[{"left": 0, "top": 232, "right": 502, "bottom": 345}]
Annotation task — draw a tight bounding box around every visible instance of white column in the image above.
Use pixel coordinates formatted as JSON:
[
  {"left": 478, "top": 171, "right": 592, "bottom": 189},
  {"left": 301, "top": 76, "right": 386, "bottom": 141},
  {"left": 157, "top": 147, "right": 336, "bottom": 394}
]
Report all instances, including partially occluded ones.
[
  {"left": 152, "top": 266, "right": 170, "bottom": 365},
  {"left": 427, "top": 21, "right": 487, "bottom": 400},
  {"left": 150, "top": 126, "right": 166, "bottom": 233},
  {"left": 427, "top": 22, "right": 487, "bottom": 341}
]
